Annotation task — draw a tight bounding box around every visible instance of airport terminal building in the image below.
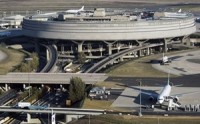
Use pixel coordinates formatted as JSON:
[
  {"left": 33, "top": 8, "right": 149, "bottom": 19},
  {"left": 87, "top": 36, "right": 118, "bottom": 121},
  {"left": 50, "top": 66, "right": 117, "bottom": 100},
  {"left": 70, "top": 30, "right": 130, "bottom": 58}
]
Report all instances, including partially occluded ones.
[{"left": 22, "top": 8, "right": 196, "bottom": 59}]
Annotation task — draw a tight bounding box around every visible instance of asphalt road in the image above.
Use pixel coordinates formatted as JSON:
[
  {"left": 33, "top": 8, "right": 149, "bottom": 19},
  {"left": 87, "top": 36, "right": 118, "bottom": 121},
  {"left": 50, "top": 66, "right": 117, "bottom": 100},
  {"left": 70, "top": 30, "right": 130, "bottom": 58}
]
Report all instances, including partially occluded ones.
[{"left": 106, "top": 74, "right": 200, "bottom": 87}]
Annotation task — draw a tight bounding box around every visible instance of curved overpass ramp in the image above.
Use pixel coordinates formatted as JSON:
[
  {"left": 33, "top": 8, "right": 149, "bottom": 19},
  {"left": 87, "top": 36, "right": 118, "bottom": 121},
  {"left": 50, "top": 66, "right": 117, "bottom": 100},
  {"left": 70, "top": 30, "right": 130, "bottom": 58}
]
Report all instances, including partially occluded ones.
[
  {"left": 85, "top": 43, "right": 163, "bottom": 73},
  {"left": 40, "top": 44, "right": 58, "bottom": 72}
]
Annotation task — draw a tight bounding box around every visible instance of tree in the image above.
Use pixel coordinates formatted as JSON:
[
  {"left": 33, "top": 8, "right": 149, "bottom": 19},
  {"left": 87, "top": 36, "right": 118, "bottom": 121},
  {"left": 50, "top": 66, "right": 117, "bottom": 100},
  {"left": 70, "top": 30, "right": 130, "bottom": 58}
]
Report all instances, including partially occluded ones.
[
  {"left": 69, "top": 77, "right": 86, "bottom": 103},
  {"left": 77, "top": 52, "right": 86, "bottom": 64},
  {"left": 29, "top": 53, "right": 39, "bottom": 71}
]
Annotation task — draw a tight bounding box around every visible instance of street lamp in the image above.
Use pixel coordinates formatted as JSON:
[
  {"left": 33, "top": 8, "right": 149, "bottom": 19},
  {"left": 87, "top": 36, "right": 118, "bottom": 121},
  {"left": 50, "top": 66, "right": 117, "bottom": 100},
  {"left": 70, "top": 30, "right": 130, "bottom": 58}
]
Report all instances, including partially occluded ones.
[
  {"left": 138, "top": 79, "right": 142, "bottom": 117},
  {"left": 25, "top": 57, "right": 33, "bottom": 97}
]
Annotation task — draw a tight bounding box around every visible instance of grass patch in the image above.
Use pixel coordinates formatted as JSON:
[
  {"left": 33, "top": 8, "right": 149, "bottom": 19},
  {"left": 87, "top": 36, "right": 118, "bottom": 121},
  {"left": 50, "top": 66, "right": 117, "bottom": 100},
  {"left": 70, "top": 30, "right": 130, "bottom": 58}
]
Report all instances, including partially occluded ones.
[
  {"left": 108, "top": 49, "right": 200, "bottom": 77},
  {"left": 82, "top": 98, "right": 128, "bottom": 112},
  {"left": 82, "top": 98, "right": 113, "bottom": 110},
  {"left": 0, "top": 47, "right": 25, "bottom": 75},
  {"left": 70, "top": 115, "right": 200, "bottom": 124},
  {"left": 94, "top": 81, "right": 126, "bottom": 89}
]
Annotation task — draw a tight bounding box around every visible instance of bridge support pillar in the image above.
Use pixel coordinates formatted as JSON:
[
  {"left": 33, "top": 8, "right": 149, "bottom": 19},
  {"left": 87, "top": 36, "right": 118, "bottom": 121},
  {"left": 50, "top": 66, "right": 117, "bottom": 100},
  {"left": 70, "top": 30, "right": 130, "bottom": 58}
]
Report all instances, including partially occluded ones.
[
  {"left": 5, "top": 84, "right": 10, "bottom": 91},
  {"left": 61, "top": 44, "right": 65, "bottom": 54},
  {"left": 159, "top": 46, "right": 163, "bottom": 52},
  {"left": 107, "top": 44, "right": 112, "bottom": 55},
  {"left": 149, "top": 48, "right": 152, "bottom": 54},
  {"left": 104, "top": 41, "right": 118, "bottom": 55},
  {"left": 146, "top": 47, "right": 150, "bottom": 55},
  {"left": 138, "top": 50, "right": 142, "bottom": 57},
  {"left": 164, "top": 38, "right": 171, "bottom": 52},
  {"left": 27, "top": 113, "right": 31, "bottom": 123},
  {"left": 134, "top": 52, "right": 137, "bottom": 57},
  {"left": 120, "top": 56, "right": 123, "bottom": 62},
  {"left": 23, "top": 84, "right": 26, "bottom": 89},
  {"left": 46, "top": 48, "right": 50, "bottom": 61},
  {"left": 71, "top": 41, "right": 84, "bottom": 52}
]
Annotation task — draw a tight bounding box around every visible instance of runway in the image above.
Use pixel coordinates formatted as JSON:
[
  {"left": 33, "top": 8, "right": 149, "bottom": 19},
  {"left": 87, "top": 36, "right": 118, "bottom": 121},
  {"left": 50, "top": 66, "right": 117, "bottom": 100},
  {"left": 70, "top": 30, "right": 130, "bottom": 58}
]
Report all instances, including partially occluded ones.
[{"left": 111, "top": 86, "right": 200, "bottom": 108}]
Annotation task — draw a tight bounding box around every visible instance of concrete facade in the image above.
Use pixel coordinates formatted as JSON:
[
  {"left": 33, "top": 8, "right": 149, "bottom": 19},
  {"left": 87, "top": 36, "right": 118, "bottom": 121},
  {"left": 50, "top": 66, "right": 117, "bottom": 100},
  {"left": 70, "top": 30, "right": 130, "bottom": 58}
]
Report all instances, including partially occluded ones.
[{"left": 23, "top": 15, "right": 196, "bottom": 41}]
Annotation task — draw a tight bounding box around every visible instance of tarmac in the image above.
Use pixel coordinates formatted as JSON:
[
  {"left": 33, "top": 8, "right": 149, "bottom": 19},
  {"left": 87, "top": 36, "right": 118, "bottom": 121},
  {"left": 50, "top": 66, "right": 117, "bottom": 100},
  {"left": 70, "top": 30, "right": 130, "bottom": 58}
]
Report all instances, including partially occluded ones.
[
  {"left": 151, "top": 50, "right": 200, "bottom": 76},
  {"left": 111, "top": 86, "right": 200, "bottom": 109},
  {"left": 112, "top": 50, "right": 200, "bottom": 109}
]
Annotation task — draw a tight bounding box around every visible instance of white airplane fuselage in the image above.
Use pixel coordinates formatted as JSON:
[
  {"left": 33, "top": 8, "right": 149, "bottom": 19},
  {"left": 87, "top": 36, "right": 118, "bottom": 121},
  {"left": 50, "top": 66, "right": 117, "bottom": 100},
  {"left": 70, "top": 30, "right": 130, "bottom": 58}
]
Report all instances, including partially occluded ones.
[
  {"left": 66, "top": 6, "right": 84, "bottom": 14},
  {"left": 157, "top": 84, "right": 171, "bottom": 104}
]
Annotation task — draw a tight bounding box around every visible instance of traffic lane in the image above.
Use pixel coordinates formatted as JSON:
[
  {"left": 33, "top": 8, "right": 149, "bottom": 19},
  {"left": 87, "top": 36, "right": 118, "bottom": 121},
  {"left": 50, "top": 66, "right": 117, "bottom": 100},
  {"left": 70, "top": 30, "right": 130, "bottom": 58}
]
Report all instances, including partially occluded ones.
[
  {"left": 106, "top": 74, "right": 200, "bottom": 87},
  {"left": 0, "top": 89, "right": 17, "bottom": 105}
]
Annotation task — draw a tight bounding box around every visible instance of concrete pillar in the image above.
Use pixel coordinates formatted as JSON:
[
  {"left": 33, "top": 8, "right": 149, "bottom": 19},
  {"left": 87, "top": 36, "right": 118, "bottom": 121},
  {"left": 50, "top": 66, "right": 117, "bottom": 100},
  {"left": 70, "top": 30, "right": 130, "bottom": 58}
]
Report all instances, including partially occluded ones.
[
  {"left": 103, "top": 41, "right": 118, "bottom": 55},
  {"left": 146, "top": 47, "right": 150, "bottom": 55},
  {"left": 71, "top": 41, "right": 84, "bottom": 52},
  {"left": 149, "top": 48, "right": 152, "bottom": 54},
  {"left": 164, "top": 39, "right": 170, "bottom": 52},
  {"left": 77, "top": 42, "right": 83, "bottom": 52},
  {"left": 134, "top": 52, "right": 137, "bottom": 57},
  {"left": 46, "top": 49, "right": 50, "bottom": 61},
  {"left": 61, "top": 44, "right": 64, "bottom": 54},
  {"left": 5, "top": 84, "right": 10, "bottom": 91},
  {"left": 186, "top": 38, "right": 191, "bottom": 46},
  {"left": 117, "top": 46, "right": 120, "bottom": 52},
  {"left": 27, "top": 113, "right": 31, "bottom": 123},
  {"left": 120, "top": 56, "right": 123, "bottom": 62},
  {"left": 107, "top": 44, "right": 112, "bottom": 55},
  {"left": 23, "top": 84, "right": 26, "bottom": 89},
  {"left": 138, "top": 50, "right": 142, "bottom": 57},
  {"left": 159, "top": 46, "right": 163, "bottom": 52},
  {"left": 99, "top": 47, "right": 103, "bottom": 56}
]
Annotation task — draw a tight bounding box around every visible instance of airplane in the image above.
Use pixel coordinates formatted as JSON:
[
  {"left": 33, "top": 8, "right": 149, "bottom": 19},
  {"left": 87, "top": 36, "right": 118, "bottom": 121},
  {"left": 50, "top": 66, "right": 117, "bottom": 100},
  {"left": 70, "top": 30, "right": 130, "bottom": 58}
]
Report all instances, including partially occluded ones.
[
  {"left": 138, "top": 73, "right": 198, "bottom": 108},
  {"left": 160, "top": 52, "right": 171, "bottom": 65},
  {"left": 65, "top": 6, "right": 84, "bottom": 14}
]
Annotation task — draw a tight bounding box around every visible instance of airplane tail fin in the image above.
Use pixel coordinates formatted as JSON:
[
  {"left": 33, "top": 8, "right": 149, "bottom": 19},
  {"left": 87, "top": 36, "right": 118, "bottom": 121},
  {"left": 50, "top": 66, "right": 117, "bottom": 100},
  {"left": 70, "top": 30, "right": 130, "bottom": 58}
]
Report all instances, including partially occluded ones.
[{"left": 80, "top": 6, "right": 84, "bottom": 11}]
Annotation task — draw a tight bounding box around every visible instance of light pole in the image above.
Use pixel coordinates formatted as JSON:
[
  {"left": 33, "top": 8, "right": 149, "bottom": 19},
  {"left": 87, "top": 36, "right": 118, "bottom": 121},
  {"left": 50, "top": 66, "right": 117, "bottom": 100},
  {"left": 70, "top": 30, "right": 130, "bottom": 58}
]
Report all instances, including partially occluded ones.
[
  {"left": 25, "top": 57, "right": 33, "bottom": 97},
  {"left": 139, "top": 79, "right": 142, "bottom": 117}
]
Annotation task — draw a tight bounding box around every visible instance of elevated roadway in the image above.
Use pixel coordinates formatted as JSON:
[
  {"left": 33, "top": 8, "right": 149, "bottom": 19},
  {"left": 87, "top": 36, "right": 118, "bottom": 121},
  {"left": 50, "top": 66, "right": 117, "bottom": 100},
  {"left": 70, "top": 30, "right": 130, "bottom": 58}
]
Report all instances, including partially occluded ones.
[
  {"left": 0, "top": 107, "right": 104, "bottom": 115},
  {"left": 40, "top": 44, "right": 58, "bottom": 73},
  {"left": 0, "top": 73, "right": 108, "bottom": 84},
  {"left": 85, "top": 43, "right": 163, "bottom": 73}
]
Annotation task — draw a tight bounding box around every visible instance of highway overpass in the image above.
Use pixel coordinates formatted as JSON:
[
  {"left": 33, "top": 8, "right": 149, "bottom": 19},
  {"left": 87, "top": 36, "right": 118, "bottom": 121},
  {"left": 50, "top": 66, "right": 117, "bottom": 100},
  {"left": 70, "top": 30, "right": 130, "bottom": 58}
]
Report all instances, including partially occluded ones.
[
  {"left": 0, "top": 107, "right": 104, "bottom": 115},
  {"left": 0, "top": 73, "right": 108, "bottom": 84}
]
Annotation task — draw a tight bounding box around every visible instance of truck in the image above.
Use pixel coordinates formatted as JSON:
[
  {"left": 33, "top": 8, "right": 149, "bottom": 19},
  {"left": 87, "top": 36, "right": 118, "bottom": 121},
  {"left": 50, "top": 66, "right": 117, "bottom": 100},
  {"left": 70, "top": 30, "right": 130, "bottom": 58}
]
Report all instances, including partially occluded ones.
[{"left": 17, "top": 102, "right": 31, "bottom": 108}]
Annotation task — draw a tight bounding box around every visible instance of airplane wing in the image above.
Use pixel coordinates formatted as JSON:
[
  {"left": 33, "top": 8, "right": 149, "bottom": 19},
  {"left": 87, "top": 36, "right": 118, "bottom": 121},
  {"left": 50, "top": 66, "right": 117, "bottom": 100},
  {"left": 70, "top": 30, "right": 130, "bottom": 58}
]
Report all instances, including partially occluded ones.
[
  {"left": 171, "top": 91, "right": 199, "bottom": 97},
  {"left": 141, "top": 91, "right": 158, "bottom": 98}
]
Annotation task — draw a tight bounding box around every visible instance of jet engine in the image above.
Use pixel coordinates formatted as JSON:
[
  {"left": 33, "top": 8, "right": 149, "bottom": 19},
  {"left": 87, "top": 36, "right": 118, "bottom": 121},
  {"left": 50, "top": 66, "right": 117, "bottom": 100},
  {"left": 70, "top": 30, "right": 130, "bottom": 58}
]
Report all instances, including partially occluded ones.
[
  {"left": 173, "top": 96, "right": 179, "bottom": 103},
  {"left": 148, "top": 96, "right": 155, "bottom": 102}
]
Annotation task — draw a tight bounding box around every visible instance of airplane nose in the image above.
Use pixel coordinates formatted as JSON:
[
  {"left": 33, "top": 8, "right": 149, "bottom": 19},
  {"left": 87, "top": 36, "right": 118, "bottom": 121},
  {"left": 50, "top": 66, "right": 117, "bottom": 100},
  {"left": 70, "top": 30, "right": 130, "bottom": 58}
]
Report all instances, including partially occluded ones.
[{"left": 158, "top": 100, "right": 162, "bottom": 104}]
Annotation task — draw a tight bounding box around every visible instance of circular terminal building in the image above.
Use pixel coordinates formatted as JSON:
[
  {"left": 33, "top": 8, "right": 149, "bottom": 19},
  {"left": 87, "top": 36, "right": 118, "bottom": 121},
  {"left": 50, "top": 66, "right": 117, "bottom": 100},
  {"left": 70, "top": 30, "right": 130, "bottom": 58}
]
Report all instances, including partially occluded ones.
[{"left": 22, "top": 8, "right": 196, "bottom": 58}]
